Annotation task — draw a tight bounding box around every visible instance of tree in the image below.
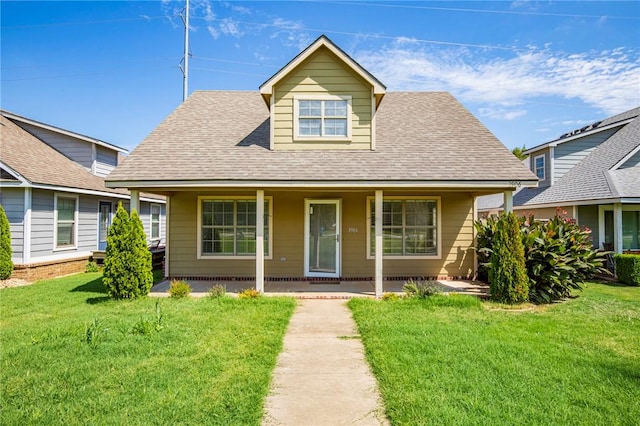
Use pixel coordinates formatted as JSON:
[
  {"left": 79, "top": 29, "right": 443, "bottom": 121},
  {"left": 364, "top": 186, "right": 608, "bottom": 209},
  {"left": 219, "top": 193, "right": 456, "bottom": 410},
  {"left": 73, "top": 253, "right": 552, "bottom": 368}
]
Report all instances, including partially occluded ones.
[
  {"left": 0, "top": 205, "right": 13, "bottom": 280},
  {"left": 103, "top": 203, "right": 152, "bottom": 299},
  {"left": 489, "top": 212, "right": 529, "bottom": 304},
  {"left": 511, "top": 145, "right": 528, "bottom": 161}
]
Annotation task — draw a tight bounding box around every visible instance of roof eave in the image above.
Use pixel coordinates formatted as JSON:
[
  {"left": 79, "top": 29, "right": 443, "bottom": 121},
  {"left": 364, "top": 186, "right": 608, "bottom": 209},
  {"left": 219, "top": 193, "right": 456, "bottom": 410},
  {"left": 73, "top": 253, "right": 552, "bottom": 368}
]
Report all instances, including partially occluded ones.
[{"left": 106, "top": 179, "right": 539, "bottom": 190}]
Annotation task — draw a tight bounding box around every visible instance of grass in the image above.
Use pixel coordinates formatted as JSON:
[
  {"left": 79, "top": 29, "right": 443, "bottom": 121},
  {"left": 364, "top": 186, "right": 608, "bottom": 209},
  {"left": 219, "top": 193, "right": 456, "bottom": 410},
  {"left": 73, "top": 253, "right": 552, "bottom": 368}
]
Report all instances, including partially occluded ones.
[
  {"left": 0, "top": 273, "right": 296, "bottom": 425},
  {"left": 349, "top": 283, "right": 640, "bottom": 425}
]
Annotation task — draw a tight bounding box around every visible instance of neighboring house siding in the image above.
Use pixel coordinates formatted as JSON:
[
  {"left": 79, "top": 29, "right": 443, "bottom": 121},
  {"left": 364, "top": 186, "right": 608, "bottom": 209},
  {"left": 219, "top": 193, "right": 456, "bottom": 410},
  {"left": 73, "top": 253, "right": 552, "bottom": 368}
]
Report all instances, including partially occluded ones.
[
  {"left": 17, "top": 123, "right": 94, "bottom": 170},
  {"left": 0, "top": 187, "right": 24, "bottom": 262},
  {"left": 138, "top": 202, "right": 165, "bottom": 242},
  {"left": 273, "top": 47, "right": 372, "bottom": 150},
  {"left": 168, "top": 190, "right": 474, "bottom": 279},
  {"left": 530, "top": 148, "right": 551, "bottom": 188},
  {"left": 554, "top": 128, "right": 620, "bottom": 181},
  {"left": 78, "top": 196, "right": 99, "bottom": 252},
  {"left": 578, "top": 205, "right": 600, "bottom": 249},
  {"left": 619, "top": 149, "right": 640, "bottom": 169},
  {"left": 30, "top": 189, "right": 55, "bottom": 258},
  {"left": 94, "top": 146, "right": 118, "bottom": 177}
]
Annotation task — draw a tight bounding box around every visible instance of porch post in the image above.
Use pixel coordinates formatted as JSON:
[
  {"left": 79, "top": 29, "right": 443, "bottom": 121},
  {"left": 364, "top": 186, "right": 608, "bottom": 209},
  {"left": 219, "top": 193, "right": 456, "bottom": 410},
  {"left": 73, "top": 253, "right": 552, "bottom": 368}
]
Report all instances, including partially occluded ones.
[
  {"left": 613, "top": 203, "right": 623, "bottom": 254},
  {"left": 503, "top": 190, "right": 513, "bottom": 214},
  {"left": 130, "top": 190, "right": 140, "bottom": 214},
  {"left": 23, "top": 187, "right": 32, "bottom": 264},
  {"left": 164, "top": 196, "right": 170, "bottom": 279},
  {"left": 256, "top": 189, "right": 265, "bottom": 293},
  {"left": 375, "top": 190, "right": 383, "bottom": 297}
]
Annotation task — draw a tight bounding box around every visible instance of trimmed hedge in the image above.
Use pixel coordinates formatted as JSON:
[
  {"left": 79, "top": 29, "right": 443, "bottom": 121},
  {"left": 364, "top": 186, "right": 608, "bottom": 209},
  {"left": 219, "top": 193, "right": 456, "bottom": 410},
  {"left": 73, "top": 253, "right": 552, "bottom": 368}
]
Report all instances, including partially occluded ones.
[{"left": 614, "top": 254, "right": 640, "bottom": 286}]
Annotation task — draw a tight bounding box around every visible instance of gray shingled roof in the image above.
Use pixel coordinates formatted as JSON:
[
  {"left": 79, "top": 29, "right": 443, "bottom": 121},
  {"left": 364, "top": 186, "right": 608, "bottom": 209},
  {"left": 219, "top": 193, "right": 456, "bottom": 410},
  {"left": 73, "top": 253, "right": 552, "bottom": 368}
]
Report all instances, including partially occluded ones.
[
  {"left": 0, "top": 115, "right": 162, "bottom": 200},
  {"left": 478, "top": 108, "right": 640, "bottom": 210},
  {"left": 107, "top": 91, "right": 535, "bottom": 184}
]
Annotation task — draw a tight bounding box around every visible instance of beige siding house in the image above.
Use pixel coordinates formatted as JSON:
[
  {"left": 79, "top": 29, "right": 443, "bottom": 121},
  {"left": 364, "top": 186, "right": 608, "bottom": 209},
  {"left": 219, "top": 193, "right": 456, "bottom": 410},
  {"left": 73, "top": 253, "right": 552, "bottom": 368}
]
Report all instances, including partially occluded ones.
[{"left": 106, "top": 36, "right": 537, "bottom": 295}]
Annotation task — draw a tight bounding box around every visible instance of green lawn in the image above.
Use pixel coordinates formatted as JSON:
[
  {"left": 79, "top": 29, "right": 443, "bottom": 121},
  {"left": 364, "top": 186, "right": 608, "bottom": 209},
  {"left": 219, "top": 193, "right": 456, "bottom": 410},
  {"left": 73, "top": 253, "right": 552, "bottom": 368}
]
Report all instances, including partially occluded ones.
[
  {"left": 0, "top": 273, "right": 296, "bottom": 425},
  {"left": 349, "top": 283, "right": 640, "bottom": 425}
]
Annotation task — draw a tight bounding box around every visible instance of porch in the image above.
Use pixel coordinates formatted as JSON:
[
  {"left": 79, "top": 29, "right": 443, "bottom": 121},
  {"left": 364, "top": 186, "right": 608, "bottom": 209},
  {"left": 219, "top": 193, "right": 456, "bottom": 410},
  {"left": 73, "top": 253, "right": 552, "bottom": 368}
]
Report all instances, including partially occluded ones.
[{"left": 150, "top": 279, "right": 489, "bottom": 299}]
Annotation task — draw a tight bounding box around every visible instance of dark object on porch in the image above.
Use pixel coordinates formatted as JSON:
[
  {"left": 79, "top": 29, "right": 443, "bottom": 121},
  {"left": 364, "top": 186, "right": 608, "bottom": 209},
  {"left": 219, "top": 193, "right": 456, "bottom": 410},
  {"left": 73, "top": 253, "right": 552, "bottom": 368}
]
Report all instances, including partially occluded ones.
[{"left": 92, "top": 240, "right": 164, "bottom": 270}]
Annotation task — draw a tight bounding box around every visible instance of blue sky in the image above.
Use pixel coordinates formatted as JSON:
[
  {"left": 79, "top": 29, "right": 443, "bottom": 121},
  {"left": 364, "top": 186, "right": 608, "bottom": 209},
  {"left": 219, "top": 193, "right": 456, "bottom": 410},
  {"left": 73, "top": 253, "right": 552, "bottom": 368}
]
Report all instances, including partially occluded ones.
[{"left": 2, "top": 1, "right": 639, "bottom": 152}]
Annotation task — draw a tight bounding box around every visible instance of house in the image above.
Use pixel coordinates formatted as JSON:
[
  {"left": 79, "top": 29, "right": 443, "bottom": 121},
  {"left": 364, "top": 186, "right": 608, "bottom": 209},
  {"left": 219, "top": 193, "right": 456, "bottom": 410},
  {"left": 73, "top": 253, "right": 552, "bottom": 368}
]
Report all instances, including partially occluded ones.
[
  {"left": 105, "top": 35, "right": 536, "bottom": 295},
  {"left": 477, "top": 107, "right": 640, "bottom": 255},
  {"left": 0, "top": 110, "right": 166, "bottom": 280}
]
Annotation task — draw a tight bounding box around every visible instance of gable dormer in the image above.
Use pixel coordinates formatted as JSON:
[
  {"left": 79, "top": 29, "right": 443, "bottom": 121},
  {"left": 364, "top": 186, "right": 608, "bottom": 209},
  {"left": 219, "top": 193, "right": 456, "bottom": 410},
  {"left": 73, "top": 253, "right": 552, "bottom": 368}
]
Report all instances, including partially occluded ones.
[{"left": 259, "top": 36, "right": 386, "bottom": 151}]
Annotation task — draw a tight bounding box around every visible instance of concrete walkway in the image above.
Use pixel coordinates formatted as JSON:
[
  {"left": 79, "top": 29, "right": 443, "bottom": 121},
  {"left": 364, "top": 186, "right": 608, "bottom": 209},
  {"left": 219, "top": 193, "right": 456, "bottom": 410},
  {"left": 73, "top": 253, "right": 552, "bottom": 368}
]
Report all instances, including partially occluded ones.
[{"left": 262, "top": 299, "right": 388, "bottom": 426}]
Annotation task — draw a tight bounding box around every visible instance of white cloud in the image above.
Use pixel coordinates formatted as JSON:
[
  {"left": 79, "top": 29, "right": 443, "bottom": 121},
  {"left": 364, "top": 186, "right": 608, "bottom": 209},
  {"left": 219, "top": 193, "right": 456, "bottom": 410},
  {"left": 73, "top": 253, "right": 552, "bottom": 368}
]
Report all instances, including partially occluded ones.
[
  {"left": 207, "top": 25, "right": 219, "bottom": 39},
  {"left": 219, "top": 18, "right": 243, "bottom": 37},
  {"left": 478, "top": 107, "right": 527, "bottom": 120},
  {"left": 355, "top": 45, "right": 640, "bottom": 117}
]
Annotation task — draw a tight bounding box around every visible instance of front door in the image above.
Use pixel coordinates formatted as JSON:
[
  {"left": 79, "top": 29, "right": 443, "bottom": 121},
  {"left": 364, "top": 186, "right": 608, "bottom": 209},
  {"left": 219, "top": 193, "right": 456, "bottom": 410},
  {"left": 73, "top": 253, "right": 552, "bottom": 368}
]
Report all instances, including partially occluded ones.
[
  {"left": 98, "top": 201, "right": 112, "bottom": 250},
  {"left": 305, "top": 199, "right": 341, "bottom": 278}
]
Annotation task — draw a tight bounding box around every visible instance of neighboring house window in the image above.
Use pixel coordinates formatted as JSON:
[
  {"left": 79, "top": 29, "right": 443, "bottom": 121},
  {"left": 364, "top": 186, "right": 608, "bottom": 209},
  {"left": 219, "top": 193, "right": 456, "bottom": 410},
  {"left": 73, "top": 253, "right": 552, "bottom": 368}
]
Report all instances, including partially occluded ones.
[
  {"left": 534, "top": 154, "right": 545, "bottom": 180},
  {"left": 54, "top": 194, "right": 78, "bottom": 249},
  {"left": 622, "top": 211, "right": 640, "bottom": 250},
  {"left": 294, "top": 96, "right": 351, "bottom": 139},
  {"left": 198, "top": 198, "right": 272, "bottom": 257},
  {"left": 150, "top": 204, "right": 161, "bottom": 240},
  {"left": 368, "top": 198, "right": 440, "bottom": 257}
]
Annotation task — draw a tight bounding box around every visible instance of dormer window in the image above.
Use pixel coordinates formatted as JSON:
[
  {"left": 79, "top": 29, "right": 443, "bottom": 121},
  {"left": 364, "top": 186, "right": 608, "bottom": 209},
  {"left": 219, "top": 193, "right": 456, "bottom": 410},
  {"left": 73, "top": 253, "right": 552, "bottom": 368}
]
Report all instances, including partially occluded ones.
[
  {"left": 534, "top": 154, "right": 545, "bottom": 180},
  {"left": 294, "top": 95, "right": 351, "bottom": 140}
]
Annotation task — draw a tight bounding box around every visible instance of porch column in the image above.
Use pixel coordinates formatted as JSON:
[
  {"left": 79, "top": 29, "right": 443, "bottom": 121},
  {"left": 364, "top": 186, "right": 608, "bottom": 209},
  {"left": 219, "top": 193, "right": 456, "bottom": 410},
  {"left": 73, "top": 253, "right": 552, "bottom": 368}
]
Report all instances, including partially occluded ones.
[
  {"left": 613, "top": 203, "right": 623, "bottom": 254},
  {"left": 375, "top": 190, "right": 383, "bottom": 297},
  {"left": 256, "top": 190, "right": 265, "bottom": 293},
  {"left": 503, "top": 190, "right": 513, "bottom": 214},
  {"left": 130, "top": 190, "right": 140, "bottom": 214},
  {"left": 23, "top": 187, "right": 32, "bottom": 264},
  {"left": 164, "top": 196, "right": 170, "bottom": 279}
]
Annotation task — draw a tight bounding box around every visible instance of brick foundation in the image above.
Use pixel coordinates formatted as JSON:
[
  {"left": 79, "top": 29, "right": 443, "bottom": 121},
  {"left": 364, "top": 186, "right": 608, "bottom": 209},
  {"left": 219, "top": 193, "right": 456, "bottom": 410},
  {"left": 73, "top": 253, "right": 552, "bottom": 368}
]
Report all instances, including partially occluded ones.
[{"left": 11, "top": 257, "right": 91, "bottom": 281}]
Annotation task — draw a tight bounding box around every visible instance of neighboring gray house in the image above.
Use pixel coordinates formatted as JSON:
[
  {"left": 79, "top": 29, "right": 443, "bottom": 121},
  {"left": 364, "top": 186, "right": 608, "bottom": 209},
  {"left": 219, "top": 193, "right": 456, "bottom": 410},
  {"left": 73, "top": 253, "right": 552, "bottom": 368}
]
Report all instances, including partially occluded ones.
[
  {"left": 478, "top": 107, "right": 640, "bottom": 254},
  {"left": 0, "top": 110, "right": 165, "bottom": 280}
]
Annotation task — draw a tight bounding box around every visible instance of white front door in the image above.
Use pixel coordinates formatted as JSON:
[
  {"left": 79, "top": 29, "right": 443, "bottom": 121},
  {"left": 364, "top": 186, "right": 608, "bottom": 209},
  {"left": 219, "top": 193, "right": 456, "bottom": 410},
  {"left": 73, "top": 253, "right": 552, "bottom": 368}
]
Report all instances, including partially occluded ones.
[{"left": 304, "top": 199, "right": 341, "bottom": 278}]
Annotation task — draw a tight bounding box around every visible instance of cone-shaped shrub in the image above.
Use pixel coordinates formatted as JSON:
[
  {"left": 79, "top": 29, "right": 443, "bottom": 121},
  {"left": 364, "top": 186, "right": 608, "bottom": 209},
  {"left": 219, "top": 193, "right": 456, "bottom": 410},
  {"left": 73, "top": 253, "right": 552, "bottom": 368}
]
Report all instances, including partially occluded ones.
[
  {"left": 0, "top": 205, "right": 14, "bottom": 280},
  {"left": 103, "top": 203, "right": 152, "bottom": 299},
  {"left": 128, "top": 209, "right": 153, "bottom": 296},
  {"left": 489, "top": 212, "right": 529, "bottom": 303}
]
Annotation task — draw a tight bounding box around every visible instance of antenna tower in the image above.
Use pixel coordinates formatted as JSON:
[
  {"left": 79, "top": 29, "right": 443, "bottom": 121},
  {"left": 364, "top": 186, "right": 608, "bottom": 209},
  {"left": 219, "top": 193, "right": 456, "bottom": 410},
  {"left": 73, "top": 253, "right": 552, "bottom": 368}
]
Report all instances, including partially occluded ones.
[{"left": 180, "top": 0, "right": 190, "bottom": 101}]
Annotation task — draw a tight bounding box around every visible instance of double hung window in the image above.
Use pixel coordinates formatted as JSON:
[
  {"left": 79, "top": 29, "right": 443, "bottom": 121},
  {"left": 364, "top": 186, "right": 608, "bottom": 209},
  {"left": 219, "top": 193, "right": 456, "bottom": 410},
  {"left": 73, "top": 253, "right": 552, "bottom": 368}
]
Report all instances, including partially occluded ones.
[
  {"left": 55, "top": 194, "right": 78, "bottom": 249},
  {"left": 150, "top": 204, "right": 161, "bottom": 240},
  {"left": 295, "top": 96, "right": 351, "bottom": 139},
  {"left": 534, "top": 155, "right": 545, "bottom": 180}
]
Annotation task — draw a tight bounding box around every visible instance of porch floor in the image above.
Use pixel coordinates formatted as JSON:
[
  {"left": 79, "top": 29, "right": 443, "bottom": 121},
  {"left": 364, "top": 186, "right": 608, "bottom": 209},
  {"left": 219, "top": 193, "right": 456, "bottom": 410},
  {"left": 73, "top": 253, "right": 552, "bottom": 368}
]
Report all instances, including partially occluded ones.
[{"left": 150, "top": 279, "right": 489, "bottom": 299}]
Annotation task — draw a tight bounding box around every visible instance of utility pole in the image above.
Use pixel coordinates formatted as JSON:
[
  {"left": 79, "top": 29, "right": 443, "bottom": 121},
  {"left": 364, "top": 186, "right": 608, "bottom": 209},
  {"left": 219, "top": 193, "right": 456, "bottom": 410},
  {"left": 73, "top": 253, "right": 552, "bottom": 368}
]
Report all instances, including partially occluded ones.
[{"left": 180, "top": 0, "right": 190, "bottom": 102}]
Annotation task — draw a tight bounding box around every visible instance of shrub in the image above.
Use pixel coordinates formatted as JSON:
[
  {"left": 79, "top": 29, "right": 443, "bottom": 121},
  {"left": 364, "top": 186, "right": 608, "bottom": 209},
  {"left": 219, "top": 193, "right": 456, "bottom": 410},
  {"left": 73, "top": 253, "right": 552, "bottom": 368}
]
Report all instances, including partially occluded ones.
[
  {"left": 522, "top": 213, "right": 608, "bottom": 303},
  {"left": 103, "top": 203, "right": 153, "bottom": 299},
  {"left": 0, "top": 205, "right": 13, "bottom": 280},
  {"left": 208, "top": 283, "right": 226, "bottom": 298},
  {"left": 614, "top": 254, "right": 640, "bottom": 286},
  {"left": 474, "top": 215, "right": 498, "bottom": 282},
  {"left": 403, "top": 279, "right": 441, "bottom": 299},
  {"left": 238, "top": 288, "right": 260, "bottom": 299},
  {"left": 168, "top": 279, "right": 191, "bottom": 298},
  {"left": 476, "top": 211, "right": 607, "bottom": 304},
  {"left": 85, "top": 261, "right": 100, "bottom": 273},
  {"left": 489, "top": 213, "right": 529, "bottom": 304},
  {"left": 381, "top": 292, "right": 400, "bottom": 301}
]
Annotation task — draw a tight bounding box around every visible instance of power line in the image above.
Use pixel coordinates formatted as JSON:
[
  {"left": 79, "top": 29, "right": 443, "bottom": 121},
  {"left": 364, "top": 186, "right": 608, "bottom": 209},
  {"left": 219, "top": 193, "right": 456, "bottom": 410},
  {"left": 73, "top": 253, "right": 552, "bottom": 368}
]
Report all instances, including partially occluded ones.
[
  {"left": 1, "top": 66, "right": 175, "bottom": 82},
  {"left": 316, "top": 1, "right": 640, "bottom": 20}
]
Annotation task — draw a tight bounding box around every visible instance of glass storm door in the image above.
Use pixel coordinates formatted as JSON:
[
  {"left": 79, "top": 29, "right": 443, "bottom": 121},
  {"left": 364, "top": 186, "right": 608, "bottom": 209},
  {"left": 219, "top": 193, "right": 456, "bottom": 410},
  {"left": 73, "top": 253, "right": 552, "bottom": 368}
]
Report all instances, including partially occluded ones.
[
  {"left": 305, "top": 200, "right": 340, "bottom": 278},
  {"left": 98, "top": 201, "right": 112, "bottom": 250}
]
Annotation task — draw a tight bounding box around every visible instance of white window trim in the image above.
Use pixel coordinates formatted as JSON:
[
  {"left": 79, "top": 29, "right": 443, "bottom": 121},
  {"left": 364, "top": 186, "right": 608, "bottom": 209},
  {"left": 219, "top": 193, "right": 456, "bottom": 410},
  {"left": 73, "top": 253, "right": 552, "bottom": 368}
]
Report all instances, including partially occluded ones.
[
  {"left": 366, "top": 196, "right": 442, "bottom": 260},
  {"left": 197, "top": 196, "right": 273, "bottom": 260},
  {"left": 598, "top": 204, "right": 640, "bottom": 250},
  {"left": 53, "top": 193, "right": 79, "bottom": 251},
  {"left": 534, "top": 154, "right": 546, "bottom": 181},
  {"left": 150, "top": 203, "right": 162, "bottom": 241},
  {"left": 293, "top": 94, "right": 352, "bottom": 141}
]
